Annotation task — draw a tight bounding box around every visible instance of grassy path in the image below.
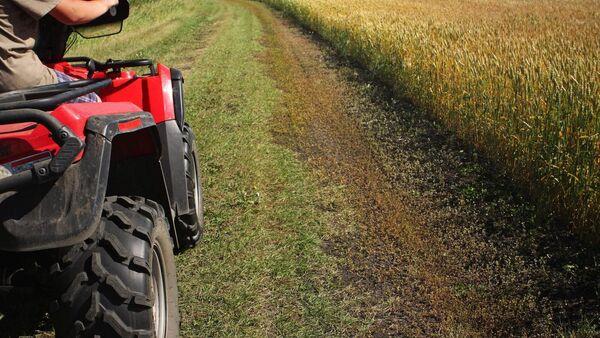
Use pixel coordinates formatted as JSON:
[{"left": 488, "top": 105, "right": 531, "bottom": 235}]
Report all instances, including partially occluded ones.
[
  {"left": 75, "top": 0, "right": 361, "bottom": 336},
  {"left": 173, "top": 2, "right": 359, "bottom": 335}
]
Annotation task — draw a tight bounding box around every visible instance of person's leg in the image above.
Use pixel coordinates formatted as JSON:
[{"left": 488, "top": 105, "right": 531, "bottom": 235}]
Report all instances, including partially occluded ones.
[{"left": 54, "top": 71, "right": 102, "bottom": 103}]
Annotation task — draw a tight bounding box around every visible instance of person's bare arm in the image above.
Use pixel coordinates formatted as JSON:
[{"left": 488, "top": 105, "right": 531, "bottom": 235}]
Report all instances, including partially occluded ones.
[{"left": 50, "top": 0, "right": 119, "bottom": 25}]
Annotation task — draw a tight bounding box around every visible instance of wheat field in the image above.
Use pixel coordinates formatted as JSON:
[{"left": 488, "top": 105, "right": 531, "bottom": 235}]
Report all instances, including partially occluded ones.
[{"left": 259, "top": 0, "right": 600, "bottom": 238}]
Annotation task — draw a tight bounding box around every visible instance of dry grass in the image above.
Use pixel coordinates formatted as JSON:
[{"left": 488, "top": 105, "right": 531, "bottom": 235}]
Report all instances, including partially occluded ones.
[{"left": 258, "top": 0, "right": 600, "bottom": 240}]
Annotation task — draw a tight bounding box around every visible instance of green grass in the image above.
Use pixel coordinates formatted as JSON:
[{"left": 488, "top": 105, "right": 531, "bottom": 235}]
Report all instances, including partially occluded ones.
[{"left": 71, "top": 0, "right": 357, "bottom": 335}]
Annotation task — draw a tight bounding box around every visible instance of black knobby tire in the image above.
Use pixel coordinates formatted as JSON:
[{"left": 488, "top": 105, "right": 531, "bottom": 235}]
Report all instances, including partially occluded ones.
[
  {"left": 48, "top": 196, "right": 179, "bottom": 337},
  {"left": 178, "top": 123, "right": 203, "bottom": 249}
]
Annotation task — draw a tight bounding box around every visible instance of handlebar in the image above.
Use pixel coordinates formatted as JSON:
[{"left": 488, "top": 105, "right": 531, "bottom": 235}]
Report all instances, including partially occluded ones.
[{"left": 62, "top": 57, "right": 156, "bottom": 77}]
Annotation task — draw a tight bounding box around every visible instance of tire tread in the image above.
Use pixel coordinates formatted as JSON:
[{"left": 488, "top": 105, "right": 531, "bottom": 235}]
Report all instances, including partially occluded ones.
[{"left": 49, "top": 197, "right": 168, "bottom": 337}]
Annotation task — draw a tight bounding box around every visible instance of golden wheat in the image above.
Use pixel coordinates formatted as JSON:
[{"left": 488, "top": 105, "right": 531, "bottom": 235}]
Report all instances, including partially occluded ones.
[{"left": 260, "top": 0, "right": 600, "bottom": 238}]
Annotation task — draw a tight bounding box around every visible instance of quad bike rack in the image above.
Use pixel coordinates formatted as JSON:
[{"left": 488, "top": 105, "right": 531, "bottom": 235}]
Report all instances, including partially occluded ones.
[
  {"left": 0, "top": 108, "right": 83, "bottom": 192},
  {"left": 0, "top": 80, "right": 112, "bottom": 193},
  {"left": 0, "top": 78, "right": 111, "bottom": 110}
]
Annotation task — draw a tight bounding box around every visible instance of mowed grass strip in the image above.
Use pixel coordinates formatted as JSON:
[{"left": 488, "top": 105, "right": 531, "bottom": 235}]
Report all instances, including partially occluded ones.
[
  {"left": 73, "top": 0, "right": 358, "bottom": 336},
  {"left": 258, "top": 0, "right": 600, "bottom": 240}
]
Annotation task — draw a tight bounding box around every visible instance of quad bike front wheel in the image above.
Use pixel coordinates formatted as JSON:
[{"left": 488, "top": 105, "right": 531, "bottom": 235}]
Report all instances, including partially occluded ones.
[{"left": 49, "top": 196, "right": 179, "bottom": 337}]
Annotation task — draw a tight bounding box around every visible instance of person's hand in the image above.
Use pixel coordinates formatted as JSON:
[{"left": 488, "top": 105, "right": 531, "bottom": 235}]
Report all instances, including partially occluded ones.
[
  {"left": 52, "top": 0, "right": 121, "bottom": 25},
  {"left": 103, "top": 0, "right": 119, "bottom": 7}
]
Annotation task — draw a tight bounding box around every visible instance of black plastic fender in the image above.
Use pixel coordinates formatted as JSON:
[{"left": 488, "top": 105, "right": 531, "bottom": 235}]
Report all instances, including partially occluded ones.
[
  {"left": 157, "top": 120, "right": 188, "bottom": 216},
  {"left": 0, "top": 112, "right": 155, "bottom": 252},
  {"left": 170, "top": 68, "right": 185, "bottom": 129}
]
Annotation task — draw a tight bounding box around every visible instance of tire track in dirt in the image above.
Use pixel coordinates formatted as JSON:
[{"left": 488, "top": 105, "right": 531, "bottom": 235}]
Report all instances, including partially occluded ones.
[
  {"left": 172, "top": 7, "right": 230, "bottom": 74},
  {"left": 245, "top": 4, "right": 455, "bottom": 335},
  {"left": 239, "top": 1, "right": 600, "bottom": 336}
]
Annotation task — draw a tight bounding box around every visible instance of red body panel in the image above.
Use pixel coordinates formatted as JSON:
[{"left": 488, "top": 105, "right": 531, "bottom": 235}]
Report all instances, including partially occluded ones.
[{"left": 0, "top": 62, "right": 175, "bottom": 169}]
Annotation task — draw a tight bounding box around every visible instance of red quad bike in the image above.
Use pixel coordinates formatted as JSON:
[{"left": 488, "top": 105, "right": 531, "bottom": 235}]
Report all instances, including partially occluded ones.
[{"left": 0, "top": 2, "right": 203, "bottom": 337}]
